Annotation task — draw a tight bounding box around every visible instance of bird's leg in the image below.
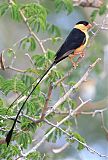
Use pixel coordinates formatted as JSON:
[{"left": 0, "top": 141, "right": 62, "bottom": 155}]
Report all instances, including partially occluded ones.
[
  {"left": 74, "top": 51, "right": 86, "bottom": 67},
  {"left": 68, "top": 54, "right": 78, "bottom": 69},
  {"left": 80, "top": 51, "right": 85, "bottom": 58}
]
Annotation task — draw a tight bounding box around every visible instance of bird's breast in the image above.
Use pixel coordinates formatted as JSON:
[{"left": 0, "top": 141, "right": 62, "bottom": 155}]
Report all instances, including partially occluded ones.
[{"left": 74, "top": 32, "right": 89, "bottom": 53}]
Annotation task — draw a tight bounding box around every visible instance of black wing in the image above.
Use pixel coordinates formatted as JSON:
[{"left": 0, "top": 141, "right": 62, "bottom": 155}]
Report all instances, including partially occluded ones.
[{"left": 54, "top": 28, "right": 86, "bottom": 64}]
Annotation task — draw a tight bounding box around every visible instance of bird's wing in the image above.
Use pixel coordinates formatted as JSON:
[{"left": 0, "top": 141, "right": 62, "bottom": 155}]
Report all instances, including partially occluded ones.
[{"left": 54, "top": 28, "right": 86, "bottom": 64}]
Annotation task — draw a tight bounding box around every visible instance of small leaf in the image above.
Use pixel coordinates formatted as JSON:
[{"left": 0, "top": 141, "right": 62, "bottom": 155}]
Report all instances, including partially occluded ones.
[
  {"left": 7, "top": 48, "right": 14, "bottom": 57},
  {"left": 22, "top": 3, "right": 47, "bottom": 32},
  {"left": 26, "top": 99, "right": 39, "bottom": 115},
  {"left": 27, "top": 151, "right": 42, "bottom": 160},
  {"left": 0, "top": 98, "right": 3, "bottom": 106},
  {"left": 21, "top": 74, "right": 35, "bottom": 87},
  {"left": 32, "top": 54, "right": 46, "bottom": 68},
  {"left": 90, "top": 10, "right": 98, "bottom": 22},
  {"left": 10, "top": 3, "right": 21, "bottom": 21},
  {"left": 0, "top": 3, "right": 8, "bottom": 16},
  {"left": 21, "top": 37, "right": 36, "bottom": 51},
  {"left": 99, "top": 5, "right": 107, "bottom": 15},
  {"left": 0, "top": 75, "right": 4, "bottom": 88},
  {"left": 47, "top": 24, "right": 61, "bottom": 37},
  {"left": 2, "top": 78, "right": 26, "bottom": 95},
  {"left": 55, "top": 0, "right": 73, "bottom": 14},
  {"left": 73, "top": 132, "right": 86, "bottom": 150},
  {"left": 46, "top": 128, "right": 63, "bottom": 143},
  {"left": 46, "top": 49, "right": 55, "bottom": 61},
  {"left": 18, "top": 131, "right": 32, "bottom": 149},
  {"left": 64, "top": 0, "right": 73, "bottom": 14},
  {"left": 29, "top": 37, "right": 36, "bottom": 51}
]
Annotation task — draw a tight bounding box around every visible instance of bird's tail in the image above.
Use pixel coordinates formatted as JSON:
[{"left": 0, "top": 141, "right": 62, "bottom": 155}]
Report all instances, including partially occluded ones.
[{"left": 6, "top": 62, "right": 55, "bottom": 146}]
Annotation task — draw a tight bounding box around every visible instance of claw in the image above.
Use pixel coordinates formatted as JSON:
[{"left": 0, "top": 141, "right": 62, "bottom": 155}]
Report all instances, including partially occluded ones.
[{"left": 72, "top": 62, "right": 78, "bottom": 69}]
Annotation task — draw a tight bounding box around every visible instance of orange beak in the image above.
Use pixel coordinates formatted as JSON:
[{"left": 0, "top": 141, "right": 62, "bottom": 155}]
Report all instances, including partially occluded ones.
[{"left": 87, "top": 23, "right": 92, "bottom": 29}]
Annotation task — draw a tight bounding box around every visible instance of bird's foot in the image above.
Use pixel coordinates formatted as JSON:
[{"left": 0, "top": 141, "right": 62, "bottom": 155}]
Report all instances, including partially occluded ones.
[{"left": 72, "top": 62, "right": 78, "bottom": 69}]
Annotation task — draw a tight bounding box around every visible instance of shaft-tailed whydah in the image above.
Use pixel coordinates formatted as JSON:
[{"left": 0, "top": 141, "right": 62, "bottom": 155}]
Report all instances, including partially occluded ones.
[{"left": 6, "top": 21, "right": 92, "bottom": 146}]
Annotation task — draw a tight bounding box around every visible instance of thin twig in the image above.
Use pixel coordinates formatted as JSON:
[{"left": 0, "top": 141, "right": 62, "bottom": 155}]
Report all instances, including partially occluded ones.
[
  {"left": 21, "top": 99, "right": 90, "bottom": 156},
  {"left": 46, "top": 58, "right": 101, "bottom": 116},
  {"left": 4, "top": 66, "right": 26, "bottom": 73},
  {"left": 100, "top": 112, "right": 108, "bottom": 135},
  {"left": 45, "top": 117, "right": 108, "bottom": 158},
  {"left": 41, "top": 37, "right": 62, "bottom": 43},
  {"left": 54, "top": 68, "right": 73, "bottom": 86},
  {"left": 41, "top": 84, "right": 53, "bottom": 120}
]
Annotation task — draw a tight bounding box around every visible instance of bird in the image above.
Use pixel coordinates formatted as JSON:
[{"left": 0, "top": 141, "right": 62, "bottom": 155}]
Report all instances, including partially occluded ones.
[{"left": 6, "top": 20, "right": 92, "bottom": 146}]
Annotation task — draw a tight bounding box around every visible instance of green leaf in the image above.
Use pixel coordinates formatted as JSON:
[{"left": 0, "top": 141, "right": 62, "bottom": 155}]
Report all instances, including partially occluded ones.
[
  {"left": 0, "top": 99, "right": 6, "bottom": 115},
  {"left": 47, "top": 23, "right": 61, "bottom": 37},
  {"left": 46, "top": 128, "right": 63, "bottom": 143},
  {"left": 22, "top": 3, "right": 47, "bottom": 32},
  {"left": 6, "top": 48, "right": 14, "bottom": 57},
  {"left": 21, "top": 74, "right": 35, "bottom": 87},
  {"left": 29, "top": 37, "right": 36, "bottom": 51},
  {"left": 63, "top": 0, "right": 73, "bottom": 14},
  {"left": 26, "top": 99, "right": 40, "bottom": 115},
  {"left": 10, "top": 3, "right": 21, "bottom": 21},
  {"left": 0, "top": 3, "right": 8, "bottom": 16},
  {"left": 55, "top": 0, "right": 73, "bottom": 14},
  {"left": 2, "top": 78, "right": 26, "bottom": 95},
  {"left": 0, "top": 98, "right": 3, "bottom": 107},
  {"left": 46, "top": 49, "right": 55, "bottom": 61},
  {"left": 21, "top": 36, "right": 36, "bottom": 51},
  {"left": 99, "top": 5, "right": 107, "bottom": 15},
  {"left": 73, "top": 132, "right": 86, "bottom": 150},
  {"left": 90, "top": 10, "right": 98, "bottom": 22},
  {"left": 21, "top": 117, "right": 36, "bottom": 132},
  {"left": 0, "top": 75, "right": 4, "bottom": 89},
  {"left": 0, "top": 145, "right": 20, "bottom": 159},
  {"left": 17, "top": 130, "right": 33, "bottom": 149},
  {"left": 11, "top": 145, "right": 20, "bottom": 156},
  {"left": 32, "top": 54, "right": 46, "bottom": 68},
  {"left": 27, "top": 151, "right": 43, "bottom": 160}
]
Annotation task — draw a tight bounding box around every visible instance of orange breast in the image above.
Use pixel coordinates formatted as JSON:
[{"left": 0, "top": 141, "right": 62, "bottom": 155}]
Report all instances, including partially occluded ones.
[
  {"left": 74, "top": 32, "right": 89, "bottom": 54},
  {"left": 74, "top": 44, "right": 86, "bottom": 53}
]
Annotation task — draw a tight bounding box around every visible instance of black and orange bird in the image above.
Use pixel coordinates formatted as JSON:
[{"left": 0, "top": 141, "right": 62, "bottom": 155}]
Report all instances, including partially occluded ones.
[{"left": 6, "top": 21, "right": 92, "bottom": 146}]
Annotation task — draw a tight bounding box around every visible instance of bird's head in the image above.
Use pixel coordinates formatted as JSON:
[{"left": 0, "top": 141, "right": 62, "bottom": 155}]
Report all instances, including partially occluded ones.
[{"left": 74, "top": 21, "right": 92, "bottom": 32}]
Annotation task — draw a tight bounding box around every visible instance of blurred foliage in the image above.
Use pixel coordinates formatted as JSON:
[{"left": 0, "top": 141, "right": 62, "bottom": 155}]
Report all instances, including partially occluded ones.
[
  {"left": 0, "top": 0, "right": 108, "bottom": 159},
  {"left": 54, "top": 0, "right": 73, "bottom": 14},
  {"left": 90, "top": 4, "right": 107, "bottom": 21}
]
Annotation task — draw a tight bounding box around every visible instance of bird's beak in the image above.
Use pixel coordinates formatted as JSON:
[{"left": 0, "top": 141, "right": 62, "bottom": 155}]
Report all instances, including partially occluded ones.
[{"left": 87, "top": 23, "right": 92, "bottom": 29}]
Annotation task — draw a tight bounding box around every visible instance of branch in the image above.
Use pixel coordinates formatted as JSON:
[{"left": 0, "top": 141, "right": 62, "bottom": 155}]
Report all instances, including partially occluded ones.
[
  {"left": 45, "top": 119, "right": 108, "bottom": 158},
  {"left": 46, "top": 58, "right": 101, "bottom": 116},
  {"left": 100, "top": 112, "right": 108, "bottom": 135},
  {"left": 22, "top": 97, "right": 108, "bottom": 158},
  {"left": 18, "top": 56, "right": 102, "bottom": 156},
  {"left": 4, "top": 66, "right": 26, "bottom": 73},
  {"left": 54, "top": 68, "right": 73, "bottom": 86},
  {"left": 22, "top": 114, "right": 42, "bottom": 124},
  {"left": 17, "top": 58, "right": 101, "bottom": 125},
  {"left": 40, "top": 84, "right": 53, "bottom": 120},
  {"left": 21, "top": 99, "right": 90, "bottom": 156},
  {"left": 75, "top": 97, "right": 108, "bottom": 113}
]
